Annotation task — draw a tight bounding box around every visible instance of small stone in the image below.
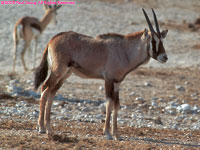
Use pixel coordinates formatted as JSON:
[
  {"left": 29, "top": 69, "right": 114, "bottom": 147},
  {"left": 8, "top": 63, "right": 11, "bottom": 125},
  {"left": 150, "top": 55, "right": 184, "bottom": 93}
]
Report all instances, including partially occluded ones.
[
  {"left": 175, "top": 85, "right": 185, "bottom": 92},
  {"left": 177, "top": 104, "right": 191, "bottom": 114},
  {"left": 165, "top": 106, "right": 176, "bottom": 115},
  {"left": 99, "top": 86, "right": 104, "bottom": 91},
  {"left": 152, "top": 97, "right": 158, "bottom": 101},
  {"left": 130, "top": 92, "right": 136, "bottom": 96},
  {"left": 9, "top": 79, "right": 19, "bottom": 85},
  {"left": 126, "top": 88, "right": 131, "bottom": 91},
  {"left": 135, "top": 97, "right": 144, "bottom": 101},
  {"left": 56, "top": 116, "right": 64, "bottom": 120},
  {"left": 175, "top": 116, "right": 184, "bottom": 122},
  {"left": 192, "top": 105, "right": 199, "bottom": 114},
  {"left": 168, "top": 101, "right": 178, "bottom": 107},
  {"left": 159, "top": 98, "right": 165, "bottom": 102},
  {"left": 151, "top": 101, "right": 158, "bottom": 107},
  {"left": 184, "top": 81, "right": 189, "bottom": 85},
  {"left": 191, "top": 93, "right": 198, "bottom": 97},
  {"left": 154, "top": 117, "right": 163, "bottom": 125},
  {"left": 69, "top": 93, "right": 74, "bottom": 97},
  {"left": 169, "top": 95, "right": 176, "bottom": 100},
  {"left": 172, "top": 124, "right": 179, "bottom": 129},
  {"left": 32, "top": 110, "right": 39, "bottom": 117},
  {"left": 26, "top": 80, "right": 33, "bottom": 84},
  {"left": 144, "top": 82, "right": 152, "bottom": 87},
  {"left": 53, "top": 102, "right": 60, "bottom": 107},
  {"left": 82, "top": 107, "right": 90, "bottom": 112},
  {"left": 99, "top": 103, "right": 106, "bottom": 113}
]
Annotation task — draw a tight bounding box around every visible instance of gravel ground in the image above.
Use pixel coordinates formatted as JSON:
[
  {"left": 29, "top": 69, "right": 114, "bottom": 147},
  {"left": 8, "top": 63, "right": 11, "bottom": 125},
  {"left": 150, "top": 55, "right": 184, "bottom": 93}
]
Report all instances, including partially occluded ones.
[{"left": 0, "top": 0, "right": 200, "bottom": 149}]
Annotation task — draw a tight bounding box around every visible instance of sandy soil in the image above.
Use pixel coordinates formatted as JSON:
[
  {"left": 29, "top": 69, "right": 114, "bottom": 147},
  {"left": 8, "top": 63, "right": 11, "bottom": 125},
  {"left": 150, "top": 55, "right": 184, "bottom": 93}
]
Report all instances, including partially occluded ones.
[{"left": 0, "top": 0, "right": 200, "bottom": 149}]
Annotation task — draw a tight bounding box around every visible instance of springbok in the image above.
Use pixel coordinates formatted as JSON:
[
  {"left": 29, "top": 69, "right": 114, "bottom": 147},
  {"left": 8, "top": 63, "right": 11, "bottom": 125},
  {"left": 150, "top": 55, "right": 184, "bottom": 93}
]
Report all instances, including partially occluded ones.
[
  {"left": 34, "top": 8, "right": 168, "bottom": 140},
  {"left": 12, "top": 1, "right": 62, "bottom": 72}
]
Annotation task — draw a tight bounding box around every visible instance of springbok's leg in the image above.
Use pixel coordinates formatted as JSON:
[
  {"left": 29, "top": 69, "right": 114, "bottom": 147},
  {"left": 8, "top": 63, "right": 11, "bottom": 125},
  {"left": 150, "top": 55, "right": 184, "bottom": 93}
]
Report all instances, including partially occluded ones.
[
  {"left": 103, "top": 80, "right": 114, "bottom": 140},
  {"left": 21, "top": 41, "right": 30, "bottom": 71},
  {"left": 33, "top": 37, "right": 38, "bottom": 69},
  {"left": 13, "top": 38, "right": 19, "bottom": 72},
  {"left": 112, "top": 83, "right": 120, "bottom": 140},
  {"left": 45, "top": 70, "right": 72, "bottom": 134}
]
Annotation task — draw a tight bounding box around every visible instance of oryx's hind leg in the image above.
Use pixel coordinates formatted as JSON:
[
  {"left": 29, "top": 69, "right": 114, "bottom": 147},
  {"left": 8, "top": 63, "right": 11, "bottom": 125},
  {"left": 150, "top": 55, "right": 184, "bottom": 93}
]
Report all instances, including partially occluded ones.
[
  {"left": 45, "top": 69, "right": 72, "bottom": 134},
  {"left": 38, "top": 73, "right": 61, "bottom": 133},
  {"left": 103, "top": 81, "right": 121, "bottom": 140}
]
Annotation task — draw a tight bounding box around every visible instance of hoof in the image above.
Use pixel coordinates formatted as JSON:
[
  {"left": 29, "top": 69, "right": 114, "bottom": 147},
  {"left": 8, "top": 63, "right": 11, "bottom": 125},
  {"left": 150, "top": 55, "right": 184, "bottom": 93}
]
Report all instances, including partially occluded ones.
[
  {"left": 114, "top": 136, "right": 123, "bottom": 141},
  {"left": 105, "top": 134, "right": 113, "bottom": 140},
  {"left": 39, "top": 130, "right": 46, "bottom": 134}
]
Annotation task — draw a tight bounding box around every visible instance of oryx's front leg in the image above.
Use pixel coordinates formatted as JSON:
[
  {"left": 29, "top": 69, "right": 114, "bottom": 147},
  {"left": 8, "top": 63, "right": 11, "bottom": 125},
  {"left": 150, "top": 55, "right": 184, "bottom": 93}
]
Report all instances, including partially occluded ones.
[
  {"left": 112, "top": 82, "right": 120, "bottom": 140},
  {"left": 103, "top": 80, "right": 121, "bottom": 140}
]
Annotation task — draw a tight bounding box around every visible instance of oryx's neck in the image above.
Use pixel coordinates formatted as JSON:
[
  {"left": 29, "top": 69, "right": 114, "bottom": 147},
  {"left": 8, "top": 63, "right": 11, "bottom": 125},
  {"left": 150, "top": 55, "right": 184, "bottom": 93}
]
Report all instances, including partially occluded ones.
[
  {"left": 125, "top": 30, "right": 150, "bottom": 70},
  {"left": 40, "top": 11, "right": 53, "bottom": 32}
]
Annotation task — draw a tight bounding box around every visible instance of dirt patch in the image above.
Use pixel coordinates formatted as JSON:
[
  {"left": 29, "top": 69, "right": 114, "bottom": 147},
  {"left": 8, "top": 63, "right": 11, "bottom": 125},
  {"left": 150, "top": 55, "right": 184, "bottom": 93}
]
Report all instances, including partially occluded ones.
[
  {"left": 48, "top": 133, "right": 79, "bottom": 144},
  {"left": 0, "top": 67, "right": 200, "bottom": 149},
  {"left": 192, "top": 44, "right": 200, "bottom": 50}
]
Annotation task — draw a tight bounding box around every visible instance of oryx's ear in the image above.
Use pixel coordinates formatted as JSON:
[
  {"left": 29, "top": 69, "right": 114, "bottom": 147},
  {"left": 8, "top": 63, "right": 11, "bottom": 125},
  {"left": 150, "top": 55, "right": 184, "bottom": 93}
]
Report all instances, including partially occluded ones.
[
  {"left": 143, "top": 28, "right": 148, "bottom": 37},
  {"left": 161, "top": 30, "right": 168, "bottom": 39},
  {"left": 141, "top": 28, "right": 149, "bottom": 41}
]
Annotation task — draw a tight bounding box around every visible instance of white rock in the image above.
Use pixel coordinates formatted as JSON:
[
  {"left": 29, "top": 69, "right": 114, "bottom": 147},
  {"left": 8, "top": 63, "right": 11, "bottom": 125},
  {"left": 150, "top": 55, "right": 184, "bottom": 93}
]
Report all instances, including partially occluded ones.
[
  {"left": 177, "top": 104, "right": 191, "bottom": 113},
  {"left": 130, "top": 92, "right": 136, "bottom": 96},
  {"left": 165, "top": 106, "right": 176, "bottom": 115},
  {"left": 144, "top": 82, "right": 152, "bottom": 87},
  {"left": 99, "top": 103, "right": 106, "bottom": 113},
  {"left": 26, "top": 80, "right": 33, "bottom": 84},
  {"left": 32, "top": 110, "right": 39, "bottom": 117},
  {"left": 135, "top": 97, "right": 144, "bottom": 101},
  {"left": 53, "top": 102, "right": 60, "bottom": 107},
  {"left": 151, "top": 101, "right": 158, "bottom": 107},
  {"left": 9, "top": 79, "right": 19, "bottom": 85},
  {"left": 192, "top": 105, "right": 199, "bottom": 114},
  {"left": 99, "top": 86, "right": 104, "bottom": 91},
  {"left": 56, "top": 116, "right": 64, "bottom": 120},
  {"left": 69, "top": 93, "right": 74, "bottom": 97}
]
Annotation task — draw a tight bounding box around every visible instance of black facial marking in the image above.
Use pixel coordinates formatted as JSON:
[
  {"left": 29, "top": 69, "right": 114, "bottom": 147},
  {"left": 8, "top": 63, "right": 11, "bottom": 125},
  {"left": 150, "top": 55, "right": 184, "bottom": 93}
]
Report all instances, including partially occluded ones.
[{"left": 151, "top": 37, "right": 158, "bottom": 59}]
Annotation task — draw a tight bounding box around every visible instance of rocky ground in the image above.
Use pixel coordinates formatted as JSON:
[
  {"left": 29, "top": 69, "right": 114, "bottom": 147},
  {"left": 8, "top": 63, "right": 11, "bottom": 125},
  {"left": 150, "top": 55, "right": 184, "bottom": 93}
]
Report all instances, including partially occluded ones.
[{"left": 0, "top": 0, "right": 200, "bottom": 149}]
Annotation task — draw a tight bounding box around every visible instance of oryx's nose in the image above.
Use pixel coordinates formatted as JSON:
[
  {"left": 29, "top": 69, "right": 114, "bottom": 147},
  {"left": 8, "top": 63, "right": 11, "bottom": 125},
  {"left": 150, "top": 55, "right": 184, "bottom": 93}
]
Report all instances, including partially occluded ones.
[{"left": 163, "top": 55, "right": 168, "bottom": 61}]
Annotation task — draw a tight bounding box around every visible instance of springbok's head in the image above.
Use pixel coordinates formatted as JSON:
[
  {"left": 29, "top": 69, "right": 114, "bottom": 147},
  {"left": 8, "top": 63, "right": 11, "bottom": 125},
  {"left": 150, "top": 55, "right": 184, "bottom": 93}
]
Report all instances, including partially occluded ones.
[
  {"left": 142, "top": 8, "right": 168, "bottom": 63},
  {"left": 44, "top": 0, "right": 62, "bottom": 25}
]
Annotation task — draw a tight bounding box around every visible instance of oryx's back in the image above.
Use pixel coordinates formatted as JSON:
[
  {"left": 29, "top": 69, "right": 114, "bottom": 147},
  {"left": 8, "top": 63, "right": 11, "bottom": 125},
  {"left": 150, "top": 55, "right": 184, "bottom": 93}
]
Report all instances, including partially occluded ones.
[{"left": 48, "top": 31, "right": 109, "bottom": 78}]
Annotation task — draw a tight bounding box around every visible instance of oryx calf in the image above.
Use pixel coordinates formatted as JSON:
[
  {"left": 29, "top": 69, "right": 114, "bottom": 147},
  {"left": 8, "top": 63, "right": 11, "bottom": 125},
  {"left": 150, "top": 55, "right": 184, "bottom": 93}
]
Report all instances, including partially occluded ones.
[
  {"left": 34, "top": 9, "right": 168, "bottom": 140},
  {"left": 13, "top": 1, "right": 62, "bottom": 72}
]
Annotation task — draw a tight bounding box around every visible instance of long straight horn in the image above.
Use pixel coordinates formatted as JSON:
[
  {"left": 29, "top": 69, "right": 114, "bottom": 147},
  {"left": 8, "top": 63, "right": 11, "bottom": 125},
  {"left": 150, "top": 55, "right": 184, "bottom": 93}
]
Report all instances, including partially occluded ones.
[
  {"left": 152, "top": 8, "right": 160, "bottom": 35},
  {"left": 142, "top": 8, "right": 155, "bottom": 33}
]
